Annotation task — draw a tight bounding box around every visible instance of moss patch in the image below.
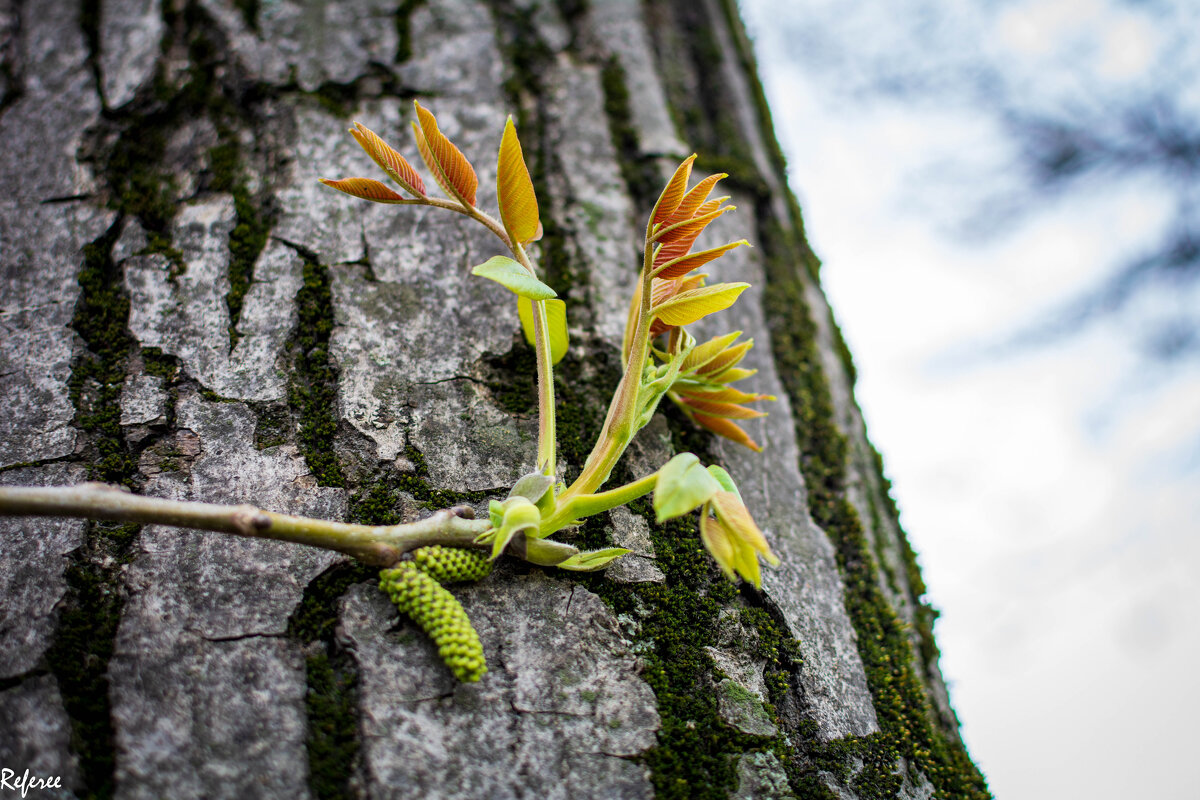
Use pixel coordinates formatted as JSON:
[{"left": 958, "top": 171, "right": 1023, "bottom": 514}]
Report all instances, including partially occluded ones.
[
  {"left": 598, "top": 56, "right": 665, "bottom": 215},
  {"left": 51, "top": 222, "right": 142, "bottom": 799},
  {"left": 69, "top": 223, "right": 135, "bottom": 485},
  {"left": 208, "top": 142, "right": 271, "bottom": 349},
  {"left": 758, "top": 212, "right": 989, "bottom": 800},
  {"left": 288, "top": 560, "right": 376, "bottom": 800},
  {"left": 232, "top": 0, "right": 260, "bottom": 33},
  {"left": 44, "top": 521, "right": 140, "bottom": 800},
  {"left": 395, "top": 0, "right": 428, "bottom": 64},
  {"left": 348, "top": 445, "right": 491, "bottom": 521},
  {"left": 286, "top": 257, "right": 346, "bottom": 488},
  {"left": 252, "top": 402, "right": 292, "bottom": 450}
]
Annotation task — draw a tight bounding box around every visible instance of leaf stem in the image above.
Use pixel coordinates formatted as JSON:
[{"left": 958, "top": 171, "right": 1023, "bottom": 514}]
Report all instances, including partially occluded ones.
[
  {"left": 564, "top": 233, "right": 657, "bottom": 496},
  {"left": 503, "top": 240, "right": 556, "bottom": 478},
  {"left": 530, "top": 297, "right": 556, "bottom": 475},
  {"left": 540, "top": 471, "right": 658, "bottom": 535}
]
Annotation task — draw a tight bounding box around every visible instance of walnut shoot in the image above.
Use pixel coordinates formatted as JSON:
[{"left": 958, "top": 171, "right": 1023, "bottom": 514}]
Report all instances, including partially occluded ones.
[
  {"left": 0, "top": 111, "right": 782, "bottom": 685},
  {"left": 321, "top": 115, "right": 783, "bottom": 630}
]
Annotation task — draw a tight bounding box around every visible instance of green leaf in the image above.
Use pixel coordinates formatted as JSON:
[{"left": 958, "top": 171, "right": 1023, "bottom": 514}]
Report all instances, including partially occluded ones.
[
  {"left": 706, "top": 464, "right": 742, "bottom": 501},
  {"left": 652, "top": 282, "right": 749, "bottom": 327},
  {"left": 655, "top": 453, "right": 721, "bottom": 522},
  {"left": 510, "top": 536, "right": 578, "bottom": 567},
  {"left": 555, "top": 547, "right": 631, "bottom": 572},
  {"left": 508, "top": 472, "right": 554, "bottom": 505},
  {"left": 518, "top": 297, "right": 569, "bottom": 364},
  {"left": 485, "top": 496, "right": 542, "bottom": 560},
  {"left": 472, "top": 256, "right": 557, "bottom": 300}
]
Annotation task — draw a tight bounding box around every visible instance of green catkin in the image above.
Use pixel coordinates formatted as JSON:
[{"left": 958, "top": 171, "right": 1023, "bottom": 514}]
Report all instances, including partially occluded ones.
[
  {"left": 378, "top": 548, "right": 490, "bottom": 682},
  {"left": 412, "top": 545, "right": 493, "bottom": 583}
]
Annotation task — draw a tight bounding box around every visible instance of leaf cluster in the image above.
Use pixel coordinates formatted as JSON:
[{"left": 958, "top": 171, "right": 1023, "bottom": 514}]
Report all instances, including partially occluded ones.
[{"left": 320, "top": 105, "right": 783, "bottom": 678}]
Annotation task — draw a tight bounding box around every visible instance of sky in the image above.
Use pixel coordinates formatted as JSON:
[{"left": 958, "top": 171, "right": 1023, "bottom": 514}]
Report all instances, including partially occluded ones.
[{"left": 739, "top": 1, "right": 1200, "bottom": 797}]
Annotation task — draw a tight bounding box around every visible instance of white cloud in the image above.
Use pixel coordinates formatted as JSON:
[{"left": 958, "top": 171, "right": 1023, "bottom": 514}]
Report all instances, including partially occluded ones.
[{"left": 741, "top": 1, "right": 1200, "bottom": 797}]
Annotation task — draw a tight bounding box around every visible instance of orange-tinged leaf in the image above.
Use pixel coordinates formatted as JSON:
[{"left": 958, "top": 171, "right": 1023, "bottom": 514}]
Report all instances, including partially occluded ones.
[
  {"left": 665, "top": 173, "right": 725, "bottom": 226},
  {"left": 652, "top": 282, "right": 749, "bottom": 327},
  {"left": 655, "top": 236, "right": 701, "bottom": 270},
  {"left": 319, "top": 177, "right": 407, "bottom": 203},
  {"left": 680, "top": 386, "right": 774, "bottom": 404},
  {"left": 651, "top": 155, "right": 696, "bottom": 226},
  {"left": 650, "top": 277, "right": 682, "bottom": 307},
  {"left": 681, "top": 331, "right": 742, "bottom": 371},
  {"left": 413, "top": 102, "right": 478, "bottom": 206},
  {"left": 653, "top": 205, "right": 733, "bottom": 269},
  {"left": 654, "top": 200, "right": 732, "bottom": 245},
  {"left": 653, "top": 239, "right": 748, "bottom": 280},
  {"left": 680, "top": 397, "right": 766, "bottom": 419},
  {"left": 351, "top": 122, "right": 426, "bottom": 197},
  {"left": 692, "top": 412, "right": 762, "bottom": 451},
  {"left": 702, "top": 340, "right": 753, "bottom": 376},
  {"left": 711, "top": 491, "right": 778, "bottom": 565},
  {"left": 712, "top": 367, "right": 757, "bottom": 384},
  {"left": 497, "top": 116, "right": 540, "bottom": 243},
  {"left": 700, "top": 512, "right": 737, "bottom": 581}
]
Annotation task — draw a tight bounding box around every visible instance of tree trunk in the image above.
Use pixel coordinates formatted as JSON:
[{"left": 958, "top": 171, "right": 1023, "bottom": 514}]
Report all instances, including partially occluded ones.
[{"left": 0, "top": 0, "right": 988, "bottom": 798}]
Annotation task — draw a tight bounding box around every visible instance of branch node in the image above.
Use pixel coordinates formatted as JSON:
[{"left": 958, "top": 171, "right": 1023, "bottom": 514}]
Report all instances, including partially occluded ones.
[
  {"left": 82, "top": 481, "right": 129, "bottom": 493},
  {"left": 364, "top": 543, "right": 402, "bottom": 567},
  {"left": 450, "top": 504, "right": 476, "bottom": 519},
  {"left": 231, "top": 505, "right": 265, "bottom": 536}
]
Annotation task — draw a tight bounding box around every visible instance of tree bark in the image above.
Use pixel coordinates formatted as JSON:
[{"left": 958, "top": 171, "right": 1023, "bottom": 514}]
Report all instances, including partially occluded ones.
[{"left": 0, "top": 0, "right": 988, "bottom": 798}]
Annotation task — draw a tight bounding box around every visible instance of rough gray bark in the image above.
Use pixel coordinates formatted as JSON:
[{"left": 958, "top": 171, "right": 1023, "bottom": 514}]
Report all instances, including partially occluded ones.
[{"left": 0, "top": 1, "right": 986, "bottom": 799}]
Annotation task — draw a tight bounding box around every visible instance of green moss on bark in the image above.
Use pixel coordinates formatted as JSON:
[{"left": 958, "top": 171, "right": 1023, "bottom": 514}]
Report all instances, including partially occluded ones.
[
  {"left": 208, "top": 142, "right": 271, "bottom": 349},
  {"left": 623, "top": 1, "right": 991, "bottom": 795},
  {"left": 50, "top": 222, "right": 141, "bottom": 799},
  {"left": 288, "top": 560, "right": 375, "bottom": 800},
  {"left": 758, "top": 213, "right": 988, "bottom": 800},
  {"left": 69, "top": 224, "right": 136, "bottom": 485},
  {"left": 287, "top": 257, "right": 346, "bottom": 488}
]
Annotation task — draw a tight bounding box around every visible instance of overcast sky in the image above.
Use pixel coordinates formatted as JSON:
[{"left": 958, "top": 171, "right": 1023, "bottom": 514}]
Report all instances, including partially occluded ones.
[{"left": 739, "top": 1, "right": 1200, "bottom": 797}]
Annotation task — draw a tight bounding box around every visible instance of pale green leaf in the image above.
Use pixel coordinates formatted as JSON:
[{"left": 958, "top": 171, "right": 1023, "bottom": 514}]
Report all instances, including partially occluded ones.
[
  {"left": 655, "top": 452, "right": 721, "bottom": 522},
  {"left": 508, "top": 471, "right": 555, "bottom": 509},
  {"left": 511, "top": 536, "right": 578, "bottom": 567},
  {"left": 652, "top": 283, "right": 749, "bottom": 327},
  {"left": 488, "top": 499, "right": 505, "bottom": 529},
  {"left": 706, "top": 464, "right": 740, "bottom": 498},
  {"left": 472, "top": 256, "right": 557, "bottom": 300},
  {"left": 487, "top": 496, "right": 542, "bottom": 560},
  {"left": 555, "top": 547, "right": 632, "bottom": 572},
  {"left": 518, "top": 297, "right": 569, "bottom": 364}
]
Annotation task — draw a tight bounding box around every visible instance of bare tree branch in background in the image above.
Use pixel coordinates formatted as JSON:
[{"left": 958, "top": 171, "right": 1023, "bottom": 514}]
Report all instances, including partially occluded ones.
[{"left": 752, "top": 0, "right": 1200, "bottom": 360}]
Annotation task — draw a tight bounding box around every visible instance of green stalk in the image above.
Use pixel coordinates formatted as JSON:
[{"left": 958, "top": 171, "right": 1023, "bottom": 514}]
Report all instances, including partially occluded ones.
[
  {"left": 529, "top": 298, "right": 556, "bottom": 476},
  {"left": 459, "top": 204, "right": 557, "bottom": 478},
  {"left": 505, "top": 240, "right": 556, "bottom": 478},
  {"left": 540, "top": 471, "right": 658, "bottom": 535},
  {"left": 564, "top": 239, "right": 657, "bottom": 497}
]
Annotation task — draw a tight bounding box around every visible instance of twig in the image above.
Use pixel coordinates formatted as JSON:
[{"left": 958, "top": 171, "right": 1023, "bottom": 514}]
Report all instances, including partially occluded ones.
[{"left": 0, "top": 483, "right": 492, "bottom": 567}]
